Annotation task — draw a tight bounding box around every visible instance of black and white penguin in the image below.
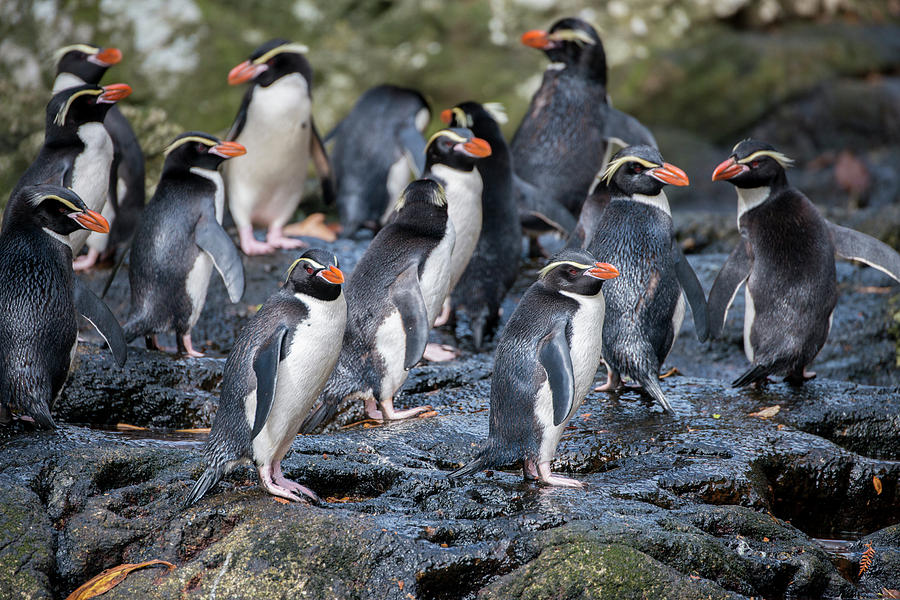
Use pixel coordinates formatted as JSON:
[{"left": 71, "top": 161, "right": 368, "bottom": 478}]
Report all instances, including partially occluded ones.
[
  {"left": 327, "top": 84, "right": 430, "bottom": 237},
  {"left": 224, "top": 39, "right": 334, "bottom": 255},
  {"left": 0, "top": 184, "right": 127, "bottom": 428},
  {"left": 11, "top": 83, "right": 132, "bottom": 260},
  {"left": 709, "top": 139, "right": 900, "bottom": 386},
  {"left": 52, "top": 43, "right": 145, "bottom": 271},
  {"left": 124, "top": 132, "right": 246, "bottom": 357},
  {"left": 185, "top": 249, "right": 346, "bottom": 505},
  {"left": 441, "top": 102, "right": 521, "bottom": 349},
  {"left": 587, "top": 146, "right": 708, "bottom": 413},
  {"left": 450, "top": 249, "right": 618, "bottom": 487},
  {"left": 300, "top": 179, "right": 455, "bottom": 432},
  {"left": 512, "top": 17, "right": 656, "bottom": 238},
  {"left": 421, "top": 128, "right": 492, "bottom": 360}
]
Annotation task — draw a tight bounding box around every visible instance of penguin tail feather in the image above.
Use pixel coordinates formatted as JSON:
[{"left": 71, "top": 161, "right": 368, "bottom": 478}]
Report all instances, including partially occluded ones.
[
  {"left": 29, "top": 404, "right": 57, "bottom": 430},
  {"left": 448, "top": 439, "right": 516, "bottom": 479},
  {"left": 298, "top": 400, "right": 334, "bottom": 434},
  {"left": 732, "top": 364, "right": 772, "bottom": 388},
  {"left": 184, "top": 463, "right": 226, "bottom": 508},
  {"left": 448, "top": 454, "right": 491, "bottom": 479},
  {"left": 641, "top": 376, "right": 675, "bottom": 414}
]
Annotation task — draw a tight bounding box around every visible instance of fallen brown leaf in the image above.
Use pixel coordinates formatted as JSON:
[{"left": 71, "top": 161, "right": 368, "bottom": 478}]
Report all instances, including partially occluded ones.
[
  {"left": 855, "top": 286, "right": 893, "bottom": 295},
  {"left": 174, "top": 428, "right": 211, "bottom": 434},
  {"left": 659, "top": 367, "right": 680, "bottom": 379},
  {"left": 749, "top": 405, "right": 781, "bottom": 419},
  {"left": 417, "top": 410, "right": 438, "bottom": 419},
  {"left": 882, "top": 588, "right": 900, "bottom": 599},
  {"left": 874, "top": 475, "right": 883, "bottom": 495},
  {"left": 398, "top": 580, "right": 405, "bottom": 591},
  {"left": 115, "top": 423, "right": 147, "bottom": 431},
  {"left": 66, "top": 560, "right": 174, "bottom": 600},
  {"left": 273, "top": 497, "right": 291, "bottom": 504},
  {"left": 282, "top": 213, "right": 337, "bottom": 242}
]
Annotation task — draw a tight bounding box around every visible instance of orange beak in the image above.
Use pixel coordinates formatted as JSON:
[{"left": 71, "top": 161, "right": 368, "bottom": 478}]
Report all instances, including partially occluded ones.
[
  {"left": 211, "top": 141, "right": 246, "bottom": 158},
  {"left": 228, "top": 60, "right": 266, "bottom": 85},
  {"left": 72, "top": 209, "right": 110, "bottom": 233},
  {"left": 711, "top": 157, "right": 748, "bottom": 181},
  {"left": 440, "top": 109, "right": 453, "bottom": 125},
  {"left": 649, "top": 162, "right": 690, "bottom": 187},
  {"left": 587, "top": 262, "right": 619, "bottom": 280},
  {"left": 94, "top": 47, "right": 122, "bottom": 66},
  {"left": 462, "top": 137, "right": 492, "bottom": 158},
  {"left": 318, "top": 265, "right": 344, "bottom": 285},
  {"left": 99, "top": 83, "right": 132, "bottom": 103},
  {"left": 521, "top": 29, "right": 551, "bottom": 49}
]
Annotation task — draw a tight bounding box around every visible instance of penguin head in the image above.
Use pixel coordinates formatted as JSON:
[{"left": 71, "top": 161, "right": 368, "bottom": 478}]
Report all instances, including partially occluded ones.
[
  {"left": 601, "top": 145, "right": 690, "bottom": 197},
  {"left": 712, "top": 139, "right": 792, "bottom": 189},
  {"left": 54, "top": 43, "right": 122, "bottom": 84},
  {"left": 228, "top": 39, "right": 312, "bottom": 88},
  {"left": 162, "top": 132, "right": 246, "bottom": 173},
  {"left": 538, "top": 249, "right": 619, "bottom": 296},
  {"left": 284, "top": 249, "right": 344, "bottom": 302},
  {"left": 425, "top": 128, "right": 492, "bottom": 172},
  {"left": 440, "top": 102, "right": 508, "bottom": 129},
  {"left": 5, "top": 184, "right": 109, "bottom": 236},
  {"left": 46, "top": 83, "right": 131, "bottom": 134},
  {"left": 521, "top": 18, "right": 606, "bottom": 82}
]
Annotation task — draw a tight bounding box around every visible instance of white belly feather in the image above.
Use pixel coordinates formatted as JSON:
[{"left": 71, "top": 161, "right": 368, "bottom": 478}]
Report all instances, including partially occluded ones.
[
  {"left": 743, "top": 286, "right": 756, "bottom": 362},
  {"left": 67, "top": 122, "right": 114, "bottom": 254},
  {"left": 431, "top": 164, "right": 483, "bottom": 293},
  {"left": 184, "top": 167, "right": 226, "bottom": 327}
]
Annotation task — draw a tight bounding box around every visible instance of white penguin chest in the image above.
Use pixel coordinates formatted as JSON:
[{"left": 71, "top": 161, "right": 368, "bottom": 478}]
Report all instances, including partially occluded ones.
[
  {"left": 419, "top": 219, "right": 457, "bottom": 324},
  {"left": 184, "top": 168, "right": 226, "bottom": 326},
  {"left": 70, "top": 122, "right": 114, "bottom": 210},
  {"left": 250, "top": 294, "right": 347, "bottom": 461},
  {"left": 431, "top": 165, "right": 483, "bottom": 291}
]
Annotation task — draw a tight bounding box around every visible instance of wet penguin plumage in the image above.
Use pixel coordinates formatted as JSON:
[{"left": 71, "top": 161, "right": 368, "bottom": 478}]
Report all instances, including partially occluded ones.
[
  {"left": 587, "top": 146, "right": 708, "bottom": 413},
  {"left": 709, "top": 139, "right": 900, "bottom": 386},
  {"left": 442, "top": 102, "right": 521, "bottom": 349},
  {"left": 185, "top": 249, "right": 346, "bottom": 506},
  {"left": 301, "top": 179, "right": 455, "bottom": 432},
  {"left": 52, "top": 43, "right": 145, "bottom": 270},
  {"left": 224, "top": 38, "right": 334, "bottom": 255},
  {"left": 0, "top": 185, "right": 126, "bottom": 428},
  {"left": 450, "top": 249, "right": 618, "bottom": 487},
  {"left": 511, "top": 17, "right": 656, "bottom": 237},
  {"left": 328, "top": 84, "right": 430, "bottom": 237},
  {"left": 124, "top": 132, "right": 246, "bottom": 357},
  {"left": 12, "top": 83, "right": 132, "bottom": 257}
]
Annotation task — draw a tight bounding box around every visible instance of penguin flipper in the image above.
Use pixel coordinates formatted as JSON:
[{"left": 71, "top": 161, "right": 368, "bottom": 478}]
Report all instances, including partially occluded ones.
[
  {"left": 392, "top": 264, "right": 430, "bottom": 370},
  {"left": 73, "top": 277, "right": 127, "bottom": 367},
  {"left": 398, "top": 123, "right": 426, "bottom": 177},
  {"left": 310, "top": 118, "right": 335, "bottom": 205},
  {"left": 602, "top": 106, "right": 658, "bottom": 149},
  {"left": 195, "top": 215, "right": 245, "bottom": 303},
  {"left": 828, "top": 222, "right": 900, "bottom": 284},
  {"left": 539, "top": 325, "right": 575, "bottom": 426},
  {"left": 226, "top": 87, "right": 253, "bottom": 141},
  {"left": 672, "top": 244, "right": 710, "bottom": 342},
  {"left": 707, "top": 242, "right": 751, "bottom": 339},
  {"left": 515, "top": 174, "right": 577, "bottom": 235},
  {"left": 251, "top": 325, "right": 289, "bottom": 440}
]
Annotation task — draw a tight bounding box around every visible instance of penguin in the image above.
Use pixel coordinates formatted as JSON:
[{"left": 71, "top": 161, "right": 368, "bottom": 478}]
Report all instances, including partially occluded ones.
[
  {"left": 52, "top": 43, "right": 145, "bottom": 271},
  {"left": 0, "top": 184, "right": 127, "bottom": 428},
  {"left": 185, "top": 249, "right": 346, "bottom": 506},
  {"left": 421, "top": 128, "right": 492, "bottom": 361},
  {"left": 124, "top": 132, "right": 246, "bottom": 357},
  {"left": 441, "top": 102, "right": 521, "bottom": 349},
  {"left": 511, "top": 17, "right": 656, "bottom": 238},
  {"left": 300, "top": 179, "right": 455, "bottom": 432},
  {"left": 587, "top": 146, "right": 708, "bottom": 413},
  {"left": 11, "top": 83, "right": 132, "bottom": 259},
  {"left": 327, "top": 84, "right": 431, "bottom": 237},
  {"left": 709, "top": 139, "right": 900, "bottom": 387},
  {"left": 449, "top": 249, "right": 619, "bottom": 487},
  {"left": 224, "top": 39, "right": 334, "bottom": 255}
]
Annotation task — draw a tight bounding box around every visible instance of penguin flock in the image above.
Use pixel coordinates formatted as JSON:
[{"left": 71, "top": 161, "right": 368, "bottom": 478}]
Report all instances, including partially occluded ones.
[{"left": 1, "top": 17, "right": 899, "bottom": 502}]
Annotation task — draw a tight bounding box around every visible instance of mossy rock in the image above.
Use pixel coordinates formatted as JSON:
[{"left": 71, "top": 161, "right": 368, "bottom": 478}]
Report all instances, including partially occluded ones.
[{"left": 0, "top": 484, "right": 55, "bottom": 600}]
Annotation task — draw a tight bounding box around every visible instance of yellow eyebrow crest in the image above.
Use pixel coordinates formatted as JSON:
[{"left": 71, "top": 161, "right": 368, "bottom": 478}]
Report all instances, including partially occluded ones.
[
  {"left": 737, "top": 150, "right": 794, "bottom": 168},
  {"left": 482, "top": 102, "right": 508, "bottom": 125},
  {"left": 31, "top": 193, "right": 81, "bottom": 212},
  {"left": 52, "top": 44, "right": 98, "bottom": 63},
  {"left": 600, "top": 155, "right": 659, "bottom": 183},
  {"left": 451, "top": 107, "right": 470, "bottom": 128},
  {"left": 163, "top": 136, "right": 217, "bottom": 156},
  {"left": 395, "top": 182, "right": 447, "bottom": 211},
  {"left": 426, "top": 129, "right": 468, "bottom": 148},
  {"left": 548, "top": 29, "right": 596, "bottom": 45},
  {"left": 538, "top": 260, "right": 593, "bottom": 278},
  {"left": 253, "top": 43, "right": 309, "bottom": 65},
  {"left": 54, "top": 88, "right": 103, "bottom": 126},
  {"left": 285, "top": 256, "right": 326, "bottom": 281}
]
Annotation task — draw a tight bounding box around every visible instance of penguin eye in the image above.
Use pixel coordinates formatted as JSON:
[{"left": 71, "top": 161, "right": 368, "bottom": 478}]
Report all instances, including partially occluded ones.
[
  {"left": 750, "top": 160, "right": 760, "bottom": 168},
  {"left": 568, "top": 267, "right": 579, "bottom": 276},
  {"left": 57, "top": 205, "right": 68, "bottom": 214},
  {"left": 632, "top": 164, "right": 643, "bottom": 174},
  {"left": 305, "top": 266, "right": 313, "bottom": 274}
]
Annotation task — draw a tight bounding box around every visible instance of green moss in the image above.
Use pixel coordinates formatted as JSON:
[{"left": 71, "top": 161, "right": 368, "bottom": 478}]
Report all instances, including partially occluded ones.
[{"left": 0, "top": 485, "right": 54, "bottom": 600}]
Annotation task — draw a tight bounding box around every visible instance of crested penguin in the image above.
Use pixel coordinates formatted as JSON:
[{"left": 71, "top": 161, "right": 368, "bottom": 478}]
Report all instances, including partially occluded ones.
[
  {"left": 224, "top": 39, "right": 334, "bottom": 255},
  {"left": 0, "top": 185, "right": 126, "bottom": 428},
  {"left": 512, "top": 17, "right": 656, "bottom": 239},
  {"left": 587, "top": 146, "right": 708, "bottom": 413},
  {"left": 124, "top": 132, "right": 246, "bottom": 357},
  {"left": 300, "top": 179, "right": 455, "bottom": 432},
  {"left": 11, "top": 83, "right": 132, "bottom": 258},
  {"left": 450, "top": 249, "right": 618, "bottom": 487},
  {"left": 441, "top": 102, "right": 521, "bottom": 349},
  {"left": 52, "top": 43, "right": 145, "bottom": 271},
  {"left": 185, "top": 249, "right": 346, "bottom": 505},
  {"left": 709, "top": 139, "right": 900, "bottom": 386},
  {"left": 327, "top": 84, "right": 430, "bottom": 237}
]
